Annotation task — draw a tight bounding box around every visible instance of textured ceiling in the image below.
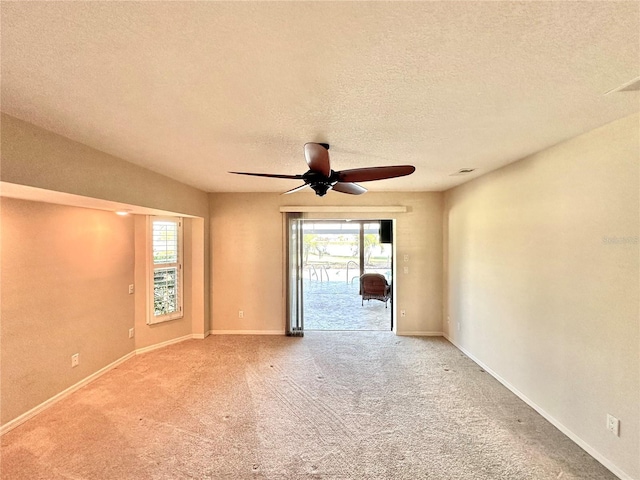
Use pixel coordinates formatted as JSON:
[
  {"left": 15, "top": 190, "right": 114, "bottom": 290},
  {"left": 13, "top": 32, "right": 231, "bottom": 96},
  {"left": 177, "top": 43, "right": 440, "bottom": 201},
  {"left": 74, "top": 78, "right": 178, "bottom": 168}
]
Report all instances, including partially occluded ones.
[{"left": 1, "top": 1, "right": 638, "bottom": 193}]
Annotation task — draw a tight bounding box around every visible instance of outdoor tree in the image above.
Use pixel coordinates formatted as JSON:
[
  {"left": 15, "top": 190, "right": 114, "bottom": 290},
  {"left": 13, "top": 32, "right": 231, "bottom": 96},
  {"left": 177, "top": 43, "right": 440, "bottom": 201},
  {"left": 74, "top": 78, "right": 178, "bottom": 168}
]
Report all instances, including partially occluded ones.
[
  {"left": 348, "top": 233, "right": 382, "bottom": 265},
  {"left": 363, "top": 233, "right": 381, "bottom": 265},
  {"left": 303, "top": 234, "right": 329, "bottom": 262}
]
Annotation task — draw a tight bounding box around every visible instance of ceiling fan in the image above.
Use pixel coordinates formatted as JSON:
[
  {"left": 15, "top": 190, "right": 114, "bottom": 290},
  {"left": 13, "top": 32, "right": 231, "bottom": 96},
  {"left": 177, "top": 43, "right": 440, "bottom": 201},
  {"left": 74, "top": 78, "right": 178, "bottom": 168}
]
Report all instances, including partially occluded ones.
[{"left": 230, "top": 143, "right": 416, "bottom": 197}]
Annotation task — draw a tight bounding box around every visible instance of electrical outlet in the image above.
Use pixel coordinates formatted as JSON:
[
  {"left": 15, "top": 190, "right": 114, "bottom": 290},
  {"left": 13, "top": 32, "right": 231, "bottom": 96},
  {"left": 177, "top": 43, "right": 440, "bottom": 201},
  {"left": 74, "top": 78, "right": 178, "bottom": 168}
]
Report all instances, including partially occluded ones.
[
  {"left": 447, "top": 315, "right": 450, "bottom": 324},
  {"left": 400, "top": 309, "right": 406, "bottom": 317},
  {"left": 457, "top": 322, "right": 461, "bottom": 332},
  {"left": 403, "top": 266, "right": 409, "bottom": 274},
  {"left": 606, "top": 414, "right": 620, "bottom": 436},
  {"left": 128, "top": 284, "right": 134, "bottom": 294},
  {"left": 239, "top": 310, "right": 244, "bottom": 319},
  {"left": 403, "top": 254, "right": 409, "bottom": 262},
  {"left": 129, "top": 328, "right": 135, "bottom": 339},
  {"left": 71, "top": 353, "right": 79, "bottom": 368}
]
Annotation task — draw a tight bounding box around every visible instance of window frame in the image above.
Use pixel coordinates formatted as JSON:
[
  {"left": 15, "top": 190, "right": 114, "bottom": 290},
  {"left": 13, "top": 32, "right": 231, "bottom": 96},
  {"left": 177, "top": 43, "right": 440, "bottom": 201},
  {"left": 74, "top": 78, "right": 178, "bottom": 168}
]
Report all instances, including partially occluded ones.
[{"left": 148, "top": 216, "right": 184, "bottom": 324}]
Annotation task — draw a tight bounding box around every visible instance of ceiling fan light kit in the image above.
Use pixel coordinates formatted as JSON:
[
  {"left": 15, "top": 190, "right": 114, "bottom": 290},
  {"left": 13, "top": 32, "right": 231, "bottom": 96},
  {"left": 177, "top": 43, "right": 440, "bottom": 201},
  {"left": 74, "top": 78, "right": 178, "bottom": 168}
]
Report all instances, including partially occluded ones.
[{"left": 230, "top": 143, "right": 416, "bottom": 197}]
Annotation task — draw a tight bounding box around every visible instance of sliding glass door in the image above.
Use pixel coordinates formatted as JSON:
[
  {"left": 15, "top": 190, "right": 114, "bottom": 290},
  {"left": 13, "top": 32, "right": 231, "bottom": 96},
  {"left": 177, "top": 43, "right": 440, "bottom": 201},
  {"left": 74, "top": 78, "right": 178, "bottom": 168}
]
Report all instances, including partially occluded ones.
[{"left": 286, "top": 217, "right": 394, "bottom": 332}]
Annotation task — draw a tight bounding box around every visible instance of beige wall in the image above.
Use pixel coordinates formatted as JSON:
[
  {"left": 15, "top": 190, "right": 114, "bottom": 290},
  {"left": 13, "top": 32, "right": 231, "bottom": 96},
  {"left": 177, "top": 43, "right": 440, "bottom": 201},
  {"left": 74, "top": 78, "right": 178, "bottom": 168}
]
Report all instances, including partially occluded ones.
[
  {"left": 1, "top": 115, "right": 211, "bottom": 426},
  {"left": 1, "top": 114, "right": 209, "bottom": 218},
  {"left": 0, "top": 198, "right": 135, "bottom": 424},
  {"left": 209, "top": 192, "right": 443, "bottom": 335},
  {"left": 443, "top": 114, "right": 639, "bottom": 479},
  {"left": 1, "top": 113, "right": 211, "bottom": 342}
]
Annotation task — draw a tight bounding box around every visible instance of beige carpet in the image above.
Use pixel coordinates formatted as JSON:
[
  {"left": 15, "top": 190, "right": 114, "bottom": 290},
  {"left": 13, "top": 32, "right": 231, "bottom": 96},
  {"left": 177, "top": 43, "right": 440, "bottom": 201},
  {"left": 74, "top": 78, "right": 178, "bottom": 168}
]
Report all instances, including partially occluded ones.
[{"left": 1, "top": 333, "right": 616, "bottom": 479}]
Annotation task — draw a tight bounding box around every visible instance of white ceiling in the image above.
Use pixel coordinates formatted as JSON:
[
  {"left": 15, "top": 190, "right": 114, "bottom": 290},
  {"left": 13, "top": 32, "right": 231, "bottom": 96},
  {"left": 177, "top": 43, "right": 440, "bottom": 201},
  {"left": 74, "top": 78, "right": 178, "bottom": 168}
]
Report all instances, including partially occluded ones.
[{"left": 1, "top": 1, "right": 638, "bottom": 194}]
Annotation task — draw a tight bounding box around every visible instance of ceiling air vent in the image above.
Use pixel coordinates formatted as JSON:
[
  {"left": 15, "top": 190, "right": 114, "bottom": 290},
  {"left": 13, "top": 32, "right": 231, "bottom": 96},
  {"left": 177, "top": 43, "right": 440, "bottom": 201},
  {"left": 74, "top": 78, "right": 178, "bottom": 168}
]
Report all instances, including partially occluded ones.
[
  {"left": 450, "top": 168, "right": 476, "bottom": 176},
  {"left": 605, "top": 76, "right": 640, "bottom": 95}
]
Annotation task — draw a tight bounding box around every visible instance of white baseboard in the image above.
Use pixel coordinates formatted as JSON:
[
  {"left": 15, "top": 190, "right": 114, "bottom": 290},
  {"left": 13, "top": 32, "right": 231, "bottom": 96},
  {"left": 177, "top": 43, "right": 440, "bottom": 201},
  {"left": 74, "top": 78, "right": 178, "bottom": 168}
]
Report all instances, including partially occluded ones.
[
  {"left": 135, "top": 334, "right": 199, "bottom": 355},
  {"left": 0, "top": 350, "right": 136, "bottom": 436},
  {"left": 208, "top": 329, "right": 285, "bottom": 335},
  {"left": 442, "top": 334, "right": 634, "bottom": 480},
  {"left": 396, "top": 331, "right": 443, "bottom": 337},
  {"left": 1, "top": 333, "right": 202, "bottom": 436}
]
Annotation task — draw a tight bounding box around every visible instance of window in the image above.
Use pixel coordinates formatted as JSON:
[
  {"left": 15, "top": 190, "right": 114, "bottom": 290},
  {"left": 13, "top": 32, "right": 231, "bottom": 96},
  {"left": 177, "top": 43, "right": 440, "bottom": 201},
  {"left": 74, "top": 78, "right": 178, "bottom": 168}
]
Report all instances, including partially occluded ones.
[{"left": 149, "top": 217, "right": 183, "bottom": 324}]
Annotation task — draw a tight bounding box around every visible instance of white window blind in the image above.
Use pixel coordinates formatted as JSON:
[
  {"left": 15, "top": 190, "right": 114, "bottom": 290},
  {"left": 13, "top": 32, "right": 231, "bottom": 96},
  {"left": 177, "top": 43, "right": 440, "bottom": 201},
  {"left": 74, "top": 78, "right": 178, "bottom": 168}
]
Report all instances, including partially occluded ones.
[{"left": 149, "top": 217, "right": 183, "bottom": 324}]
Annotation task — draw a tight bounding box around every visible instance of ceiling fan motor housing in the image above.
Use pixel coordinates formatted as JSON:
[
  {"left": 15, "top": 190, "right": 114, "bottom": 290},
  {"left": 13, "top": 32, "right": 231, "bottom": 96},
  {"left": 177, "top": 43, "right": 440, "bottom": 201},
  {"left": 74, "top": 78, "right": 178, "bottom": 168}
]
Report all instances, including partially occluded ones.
[{"left": 303, "top": 170, "right": 338, "bottom": 196}]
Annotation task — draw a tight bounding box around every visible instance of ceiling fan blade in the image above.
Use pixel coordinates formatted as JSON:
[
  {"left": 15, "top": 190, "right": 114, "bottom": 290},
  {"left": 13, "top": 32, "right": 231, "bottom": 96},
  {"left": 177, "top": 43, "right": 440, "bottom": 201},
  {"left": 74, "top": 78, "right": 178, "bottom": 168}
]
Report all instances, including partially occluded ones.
[
  {"left": 336, "top": 165, "right": 415, "bottom": 183},
  {"left": 229, "top": 171, "right": 304, "bottom": 180},
  {"left": 282, "top": 184, "right": 309, "bottom": 195},
  {"left": 304, "top": 143, "right": 331, "bottom": 176},
  {"left": 331, "top": 182, "right": 367, "bottom": 195}
]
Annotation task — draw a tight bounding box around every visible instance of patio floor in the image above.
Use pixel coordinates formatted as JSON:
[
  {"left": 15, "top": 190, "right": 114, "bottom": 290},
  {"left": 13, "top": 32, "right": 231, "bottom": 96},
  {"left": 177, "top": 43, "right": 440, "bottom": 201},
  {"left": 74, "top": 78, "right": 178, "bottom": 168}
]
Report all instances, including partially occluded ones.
[{"left": 302, "top": 271, "right": 392, "bottom": 331}]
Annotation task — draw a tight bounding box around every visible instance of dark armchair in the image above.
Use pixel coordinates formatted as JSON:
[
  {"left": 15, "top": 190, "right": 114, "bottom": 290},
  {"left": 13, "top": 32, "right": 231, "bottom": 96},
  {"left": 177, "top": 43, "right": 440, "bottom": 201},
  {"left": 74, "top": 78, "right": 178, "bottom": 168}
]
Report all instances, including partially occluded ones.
[{"left": 359, "top": 273, "right": 391, "bottom": 308}]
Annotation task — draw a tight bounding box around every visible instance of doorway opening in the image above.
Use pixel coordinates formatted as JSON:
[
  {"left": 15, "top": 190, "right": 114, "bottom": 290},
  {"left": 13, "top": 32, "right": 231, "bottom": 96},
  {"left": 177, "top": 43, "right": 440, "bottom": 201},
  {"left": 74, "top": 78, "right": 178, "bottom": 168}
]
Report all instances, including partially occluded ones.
[{"left": 289, "top": 219, "right": 393, "bottom": 332}]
